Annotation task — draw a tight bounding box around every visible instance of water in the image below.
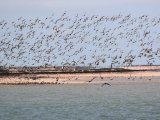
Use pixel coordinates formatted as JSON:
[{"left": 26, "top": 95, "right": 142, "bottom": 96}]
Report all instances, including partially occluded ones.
[{"left": 0, "top": 84, "right": 160, "bottom": 120}]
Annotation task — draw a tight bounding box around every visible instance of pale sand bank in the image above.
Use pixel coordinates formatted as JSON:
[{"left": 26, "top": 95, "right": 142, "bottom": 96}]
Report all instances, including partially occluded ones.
[{"left": 0, "top": 71, "right": 160, "bottom": 85}]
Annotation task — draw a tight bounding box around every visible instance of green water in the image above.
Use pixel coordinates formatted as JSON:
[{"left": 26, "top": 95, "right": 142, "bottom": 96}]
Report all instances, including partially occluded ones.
[{"left": 0, "top": 84, "right": 160, "bottom": 120}]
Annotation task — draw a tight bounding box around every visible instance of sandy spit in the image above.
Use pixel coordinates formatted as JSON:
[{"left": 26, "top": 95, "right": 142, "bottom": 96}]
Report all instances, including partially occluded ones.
[{"left": 0, "top": 71, "right": 160, "bottom": 85}]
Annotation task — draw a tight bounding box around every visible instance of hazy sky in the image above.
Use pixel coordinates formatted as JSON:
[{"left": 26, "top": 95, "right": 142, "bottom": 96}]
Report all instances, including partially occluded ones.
[
  {"left": 0, "top": 0, "right": 160, "bottom": 67},
  {"left": 0, "top": 0, "right": 160, "bottom": 19}
]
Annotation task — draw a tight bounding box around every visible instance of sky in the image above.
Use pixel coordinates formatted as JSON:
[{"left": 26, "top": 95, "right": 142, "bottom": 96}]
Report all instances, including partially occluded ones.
[
  {"left": 0, "top": 0, "right": 160, "bottom": 19},
  {"left": 0, "top": 0, "right": 160, "bottom": 67}
]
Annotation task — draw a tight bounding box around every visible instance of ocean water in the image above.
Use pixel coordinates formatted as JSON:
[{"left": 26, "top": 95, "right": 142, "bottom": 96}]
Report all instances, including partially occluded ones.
[{"left": 0, "top": 83, "right": 160, "bottom": 120}]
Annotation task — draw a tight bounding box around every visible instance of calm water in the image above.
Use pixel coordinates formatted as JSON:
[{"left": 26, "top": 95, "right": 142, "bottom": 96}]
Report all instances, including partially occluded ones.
[{"left": 0, "top": 84, "right": 160, "bottom": 120}]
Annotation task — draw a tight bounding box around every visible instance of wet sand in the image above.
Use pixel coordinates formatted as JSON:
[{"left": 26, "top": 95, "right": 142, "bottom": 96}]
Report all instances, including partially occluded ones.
[{"left": 0, "top": 71, "right": 160, "bottom": 85}]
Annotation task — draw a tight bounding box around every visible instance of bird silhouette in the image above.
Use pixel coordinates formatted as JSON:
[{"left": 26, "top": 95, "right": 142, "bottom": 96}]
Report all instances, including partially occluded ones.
[{"left": 101, "top": 82, "right": 111, "bottom": 87}]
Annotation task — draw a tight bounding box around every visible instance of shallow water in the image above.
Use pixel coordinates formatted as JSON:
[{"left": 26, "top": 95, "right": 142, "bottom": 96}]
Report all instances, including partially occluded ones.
[{"left": 0, "top": 83, "right": 160, "bottom": 120}]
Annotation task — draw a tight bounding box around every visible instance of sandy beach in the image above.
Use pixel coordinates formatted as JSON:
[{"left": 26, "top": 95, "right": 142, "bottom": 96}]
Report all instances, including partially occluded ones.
[{"left": 0, "top": 71, "right": 160, "bottom": 85}]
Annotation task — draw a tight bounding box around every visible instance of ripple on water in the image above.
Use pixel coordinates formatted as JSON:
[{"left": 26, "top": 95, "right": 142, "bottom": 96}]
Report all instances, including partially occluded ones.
[{"left": 0, "top": 84, "right": 160, "bottom": 120}]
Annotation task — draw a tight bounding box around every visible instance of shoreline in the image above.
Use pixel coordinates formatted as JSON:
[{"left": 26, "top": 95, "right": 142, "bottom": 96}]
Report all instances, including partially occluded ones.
[{"left": 0, "top": 71, "right": 160, "bottom": 85}]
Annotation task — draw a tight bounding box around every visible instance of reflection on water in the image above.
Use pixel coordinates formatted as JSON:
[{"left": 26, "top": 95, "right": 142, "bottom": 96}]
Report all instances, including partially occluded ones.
[{"left": 0, "top": 83, "right": 160, "bottom": 120}]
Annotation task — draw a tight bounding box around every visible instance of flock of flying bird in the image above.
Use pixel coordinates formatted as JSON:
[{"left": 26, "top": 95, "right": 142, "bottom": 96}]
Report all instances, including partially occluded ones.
[{"left": 0, "top": 12, "right": 160, "bottom": 68}]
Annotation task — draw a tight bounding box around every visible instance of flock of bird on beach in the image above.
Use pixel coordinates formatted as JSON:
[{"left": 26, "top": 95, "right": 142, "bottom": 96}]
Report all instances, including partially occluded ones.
[{"left": 0, "top": 12, "right": 160, "bottom": 68}]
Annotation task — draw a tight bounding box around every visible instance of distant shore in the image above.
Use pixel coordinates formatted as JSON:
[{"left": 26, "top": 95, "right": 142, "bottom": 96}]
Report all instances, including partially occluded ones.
[{"left": 0, "top": 70, "right": 160, "bottom": 85}]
